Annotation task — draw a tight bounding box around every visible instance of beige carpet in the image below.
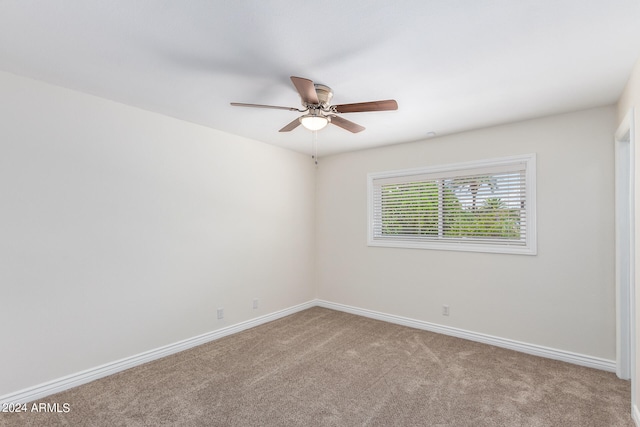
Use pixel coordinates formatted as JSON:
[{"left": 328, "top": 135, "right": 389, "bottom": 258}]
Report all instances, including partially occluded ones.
[{"left": 0, "top": 307, "right": 633, "bottom": 426}]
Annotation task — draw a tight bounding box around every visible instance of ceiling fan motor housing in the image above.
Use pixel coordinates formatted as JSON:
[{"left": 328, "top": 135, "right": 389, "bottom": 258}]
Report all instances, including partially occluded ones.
[{"left": 313, "top": 84, "right": 333, "bottom": 106}]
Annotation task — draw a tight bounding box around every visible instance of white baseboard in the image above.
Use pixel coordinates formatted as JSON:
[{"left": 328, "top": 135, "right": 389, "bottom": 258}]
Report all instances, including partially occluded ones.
[
  {"left": 0, "top": 300, "right": 315, "bottom": 406},
  {"left": 633, "top": 403, "right": 640, "bottom": 427},
  {"left": 1, "top": 298, "right": 619, "bottom": 406},
  {"left": 316, "top": 300, "right": 617, "bottom": 372}
]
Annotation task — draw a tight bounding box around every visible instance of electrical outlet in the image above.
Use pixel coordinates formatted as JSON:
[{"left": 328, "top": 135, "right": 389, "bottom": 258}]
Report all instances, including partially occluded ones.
[
  {"left": 442, "top": 305, "right": 450, "bottom": 316},
  {"left": 253, "top": 299, "right": 259, "bottom": 309},
  {"left": 217, "top": 308, "right": 224, "bottom": 320}
]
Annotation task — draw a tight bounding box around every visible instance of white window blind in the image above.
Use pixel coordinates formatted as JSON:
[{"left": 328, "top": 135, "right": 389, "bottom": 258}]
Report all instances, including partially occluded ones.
[{"left": 368, "top": 154, "right": 536, "bottom": 254}]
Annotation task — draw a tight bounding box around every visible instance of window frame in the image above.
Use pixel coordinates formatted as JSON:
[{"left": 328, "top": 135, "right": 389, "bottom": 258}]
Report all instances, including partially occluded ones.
[{"left": 367, "top": 154, "right": 537, "bottom": 255}]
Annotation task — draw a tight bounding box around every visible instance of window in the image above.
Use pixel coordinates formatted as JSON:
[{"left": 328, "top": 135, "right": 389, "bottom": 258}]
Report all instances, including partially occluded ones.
[{"left": 367, "top": 154, "right": 536, "bottom": 255}]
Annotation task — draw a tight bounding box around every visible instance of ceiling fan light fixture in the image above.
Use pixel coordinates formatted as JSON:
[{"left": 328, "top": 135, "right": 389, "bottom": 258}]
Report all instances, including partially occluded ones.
[{"left": 299, "top": 114, "right": 329, "bottom": 131}]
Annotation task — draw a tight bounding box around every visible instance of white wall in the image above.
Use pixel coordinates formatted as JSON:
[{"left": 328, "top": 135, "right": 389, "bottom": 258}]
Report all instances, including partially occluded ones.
[
  {"left": 617, "top": 56, "right": 640, "bottom": 420},
  {"left": 0, "top": 71, "right": 316, "bottom": 396},
  {"left": 316, "top": 106, "right": 616, "bottom": 360}
]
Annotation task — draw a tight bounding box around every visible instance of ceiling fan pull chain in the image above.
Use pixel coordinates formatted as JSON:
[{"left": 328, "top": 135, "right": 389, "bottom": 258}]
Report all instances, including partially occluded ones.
[{"left": 312, "top": 130, "right": 318, "bottom": 165}]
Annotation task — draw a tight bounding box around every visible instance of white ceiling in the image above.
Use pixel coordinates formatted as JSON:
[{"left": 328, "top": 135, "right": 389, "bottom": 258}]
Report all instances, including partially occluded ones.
[{"left": 1, "top": 1, "right": 639, "bottom": 156}]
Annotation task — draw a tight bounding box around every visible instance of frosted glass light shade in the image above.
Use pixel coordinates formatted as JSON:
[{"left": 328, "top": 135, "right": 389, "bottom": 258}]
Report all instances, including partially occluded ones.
[{"left": 300, "top": 115, "right": 329, "bottom": 131}]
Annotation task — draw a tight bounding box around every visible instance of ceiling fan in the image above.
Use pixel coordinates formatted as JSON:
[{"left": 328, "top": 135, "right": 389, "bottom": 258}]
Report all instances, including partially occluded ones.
[{"left": 230, "top": 76, "right": 398, "bottom": 133}]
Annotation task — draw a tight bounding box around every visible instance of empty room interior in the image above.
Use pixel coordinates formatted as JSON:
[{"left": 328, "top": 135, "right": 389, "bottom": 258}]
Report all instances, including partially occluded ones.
[{"left": 3, "top": 1, "right": 640, "bottom": 425}]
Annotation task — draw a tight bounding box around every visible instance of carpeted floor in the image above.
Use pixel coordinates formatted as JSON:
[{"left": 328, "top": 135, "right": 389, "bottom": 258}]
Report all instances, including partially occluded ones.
[{"left": 0, "top": 307, "right": 634, "bottom": 426}]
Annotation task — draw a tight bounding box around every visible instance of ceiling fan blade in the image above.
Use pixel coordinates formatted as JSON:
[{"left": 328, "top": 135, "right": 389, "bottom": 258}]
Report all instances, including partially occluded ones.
[
  {"left": 333, "top": 99, "right": 398, "bottom": 113},
  {"left": 230, "top": 102, "right": 301, "bottom": 111},
  {"left": 330, "top": 115, "right": 365, "bottom": 133},
  {"left": 290, "top": 76, "right": 320, "bottom": 105},
  {"left": 279, "top": 118, "right": 301, "bottom": 132}
]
